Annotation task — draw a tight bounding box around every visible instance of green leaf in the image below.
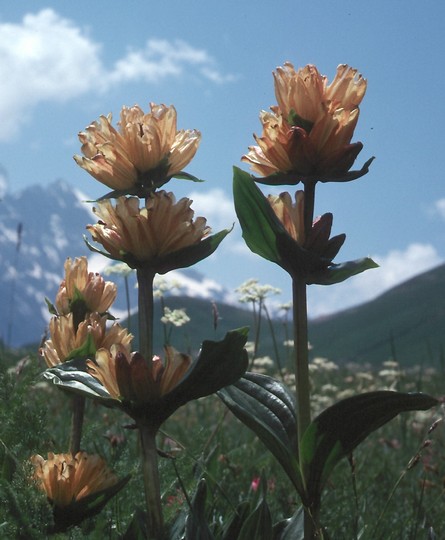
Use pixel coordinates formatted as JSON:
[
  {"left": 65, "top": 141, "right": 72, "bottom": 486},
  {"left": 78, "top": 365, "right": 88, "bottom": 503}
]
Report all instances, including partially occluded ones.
[
  {"left": 123, "top": 508, "right": 150, "bottom": 540},
  {"left": 237, "top": 480, "right": 273, "bottom": 540},
  {"left": 44, "top": 297, "right": 58, "bottom": 316},
  {"left": 184, "top": 479, "right": 215, "bottom": 540},
  {"left": 0, "top": 441, "right": 17, "bottom": 482},
  {"left": 155, "top": 227, "right": 232, "bottom": 274},
  {"left": 221, "top": 501, "right": 252, "bottom": 540},
  {"left": 218, "top": 373, "right": 303, "bottom": 495},
  {"left": 232, "top": 167, "right": 335, "bottom": 279},
  {"left": 273, "top": 507, "right": 304, "bottom": 540},
  {"left": 65, "top": 333, "right": 97, "bottom": 361},
  {"left": 43, "top": 357, "right": 116, "bottom": 403},
  {"left": 170, "top": 171, "right": 205, "bottom": 183},
  {"left": 233, "top": 167, "right": 284, "bottom": 264},
  {"left": 300, "top": 391, "right": 438, "bottom": 507},
  {"left": 308, "top": 256, "right": 379, "bottom": 285},
  {"left": 288, "top": 109, "right": 314, "bottom": 133},
  {"left": 85, "top": 227, "right": 232, "bottom": 273},
  {"left": 158, "top": 328, "right": 249, "bottom": 424}
]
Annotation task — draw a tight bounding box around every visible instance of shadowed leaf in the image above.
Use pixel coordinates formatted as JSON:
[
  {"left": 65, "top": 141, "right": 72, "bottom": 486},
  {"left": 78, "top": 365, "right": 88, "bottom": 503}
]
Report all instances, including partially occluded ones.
[
  {"left": 300, "top": 391, "right": 438, "bottom": 507},
  {"left": 218, "top": 373, "right": 302, "bottom": 495}
]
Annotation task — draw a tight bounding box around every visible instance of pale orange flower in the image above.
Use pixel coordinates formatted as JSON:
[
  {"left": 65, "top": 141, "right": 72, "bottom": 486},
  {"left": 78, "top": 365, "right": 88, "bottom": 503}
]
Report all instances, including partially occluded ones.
[
  {"left": 74, "top": 103, "right": 201, "bottom": 191},
  {"left": 86, "top": 343, "right": 192, "bottom": 403},
  {"left": 86, "top": 191, "right": 211, "bottom": 268},
  {"left": 30, "top": 451, "right": 119, "bottom": 507},
  {"left": 266, "top": 189, "right": 347, "bottom": 279},
  {"left": 273, "top": 63, "right": 366, "bottom": 123},
  {"left": 55, "top": 257, "right": 117, "bottom": 315},
  {"left": 41, "top": 313, "right": 132, "bottom": 367},
  {"left": 268, "top": 190, "right": 305, "bottom": 245},
  {"left": 243, "top": 62, "right": 367, "bottom": 180}
]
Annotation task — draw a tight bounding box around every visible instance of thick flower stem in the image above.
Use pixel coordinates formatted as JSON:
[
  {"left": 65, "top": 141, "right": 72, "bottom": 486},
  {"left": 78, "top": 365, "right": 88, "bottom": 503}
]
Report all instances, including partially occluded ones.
[
  {"left": 295, "top": 179, "right": 317, "bottom": 538},
  {"left": 139, "top": 423, "right": 165, "bottom": 539},
  {"left": 293, "top": 275, "right": 316, "bottom": 539},
  {"left": 69, "top": 395, "right": 85, "bottom": 455},
  {"left": 136, "top": 267, "right": 156, "bottom": 370},
  {"left": 292, "top": 276, "right": 311, "bottom": 444}
]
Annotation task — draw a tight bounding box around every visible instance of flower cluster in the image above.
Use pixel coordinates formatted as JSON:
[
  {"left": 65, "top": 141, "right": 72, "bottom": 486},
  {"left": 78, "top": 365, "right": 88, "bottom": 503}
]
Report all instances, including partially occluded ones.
[
  {"left": 31, "top": 451, "right": 120, "bottom": 508},
  {"left": 74, "top": 103, "right": 201, "bottom": 193},
  {"left": 86, "top": 191, "right": 211, "bottom": 270},
  {"left": 86, "top": 343, "right": 192, "bottom": 403},
  {"left": 30, "top": 451, "right": 128, "bottom": 532},
  {"left": 243, "top": 62, "right": 368, "bottom": 182},
  {"left": 40, "top": 257, "right": 132, "bottom": 367}
]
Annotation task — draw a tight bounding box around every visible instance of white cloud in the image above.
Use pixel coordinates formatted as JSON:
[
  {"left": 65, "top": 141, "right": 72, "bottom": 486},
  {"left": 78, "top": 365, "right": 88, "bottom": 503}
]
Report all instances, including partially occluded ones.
[
  {"left": 108, "top": 39, "right": 220, "bottom": 84},
  {"left": 0, "top": 166, "right": 8, "bottom": 198},
  {"left": 432, "top": 198, "right": 445, "bottom": 220},
  {"left": 186, "top": 188, "right": 236, "bottom": 231},
  {"left": 308, "top": 243, "right": 443, "bottom": 318},
  {"left": 0, "top": 10, "right": 234, "bottom": 140}
]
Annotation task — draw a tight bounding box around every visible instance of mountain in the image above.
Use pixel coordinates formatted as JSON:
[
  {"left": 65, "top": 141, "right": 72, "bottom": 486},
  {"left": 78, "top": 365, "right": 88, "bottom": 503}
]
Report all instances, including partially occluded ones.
[
  {"left": 0, "top": 181, "right": 235, "bottom": 348},
  {"left": 2, "top": 181, "right": 445, "bottom": 368},
  {"left": 308, "top": 263, "right": 445, "bottom": 367}
]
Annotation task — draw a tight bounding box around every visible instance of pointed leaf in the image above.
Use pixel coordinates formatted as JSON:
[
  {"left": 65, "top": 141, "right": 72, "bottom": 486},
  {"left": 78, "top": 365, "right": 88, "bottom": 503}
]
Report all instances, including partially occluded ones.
[
  {"left": 221, "top": 501, "right": 252, "bottom": 540},
  {"left": 233, "top": 167, "right": 338, "bottom": 279},
  {"left": 233, "top": 166, "right": 284, "bottom": 264},
  {"left": 158, "top": 328, "right": 249, "bottom": 423},
  {"left": 44, "top": 297, "right": 58, "bottom": 316},
  {"left": 0, "top": 441, "right": 17, "bottom": 482},
  {"left": 85, "top": 228, "right": 232, "bottom": 273},
  {"left": 43, "top": 357, "right": 116, "bottom": 403},
  {"left": 237, "top": 490, "right": 273, "bottom": 540},
  {"left": 65, "top": 333, "right": 97, "bottom": 361},
  {"left": 218, "top": 373, "right": 302, "bottom": 495},
  {"left": 123, "top": 508, "right": 150, "bottom": 540},
  {"left": 308, "top": 257, "right": 379, "bottom": 285},
  {"left": 170, "top": 171, "right": 205, "bottom": 183},
  {"left": 273, "top": 507, "right": 304, "bottom": 540},
  {"left": 300, "top": 391, "right": 438, "bottom": 507},
  {"left": 184, "top": 478, "right": 215, "bottom": 540},
  {"left": 155, "top": 227, "right": 232, "bottom": 274},
  {"left": 251, "top": 156, "right": 375, "bottom": 186}
]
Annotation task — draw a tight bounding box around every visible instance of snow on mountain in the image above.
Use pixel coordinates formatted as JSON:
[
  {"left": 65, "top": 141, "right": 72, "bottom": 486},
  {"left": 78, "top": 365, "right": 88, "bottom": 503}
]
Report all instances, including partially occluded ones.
[{"left": 0, "top": 181, "right": 234, "bottom": 348}]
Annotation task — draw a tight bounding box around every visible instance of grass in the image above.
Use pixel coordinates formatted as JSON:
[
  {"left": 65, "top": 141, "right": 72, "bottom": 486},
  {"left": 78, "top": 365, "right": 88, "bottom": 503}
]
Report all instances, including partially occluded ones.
[{"left": 0, "top": 340, "right": 444, "bottom": 539}]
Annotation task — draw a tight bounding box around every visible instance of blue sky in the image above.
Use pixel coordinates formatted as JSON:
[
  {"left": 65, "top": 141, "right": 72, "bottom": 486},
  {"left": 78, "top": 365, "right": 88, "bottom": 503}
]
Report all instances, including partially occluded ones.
[{"left": 1, "top": 1, "right": 445, "bottom": 317}]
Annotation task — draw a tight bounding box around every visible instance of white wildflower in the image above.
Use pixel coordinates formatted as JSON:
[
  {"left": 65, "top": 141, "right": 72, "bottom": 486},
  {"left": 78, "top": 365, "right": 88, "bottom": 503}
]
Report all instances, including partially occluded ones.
[{"left": 161, "top": 307, "right": 190, "bottom": 327}]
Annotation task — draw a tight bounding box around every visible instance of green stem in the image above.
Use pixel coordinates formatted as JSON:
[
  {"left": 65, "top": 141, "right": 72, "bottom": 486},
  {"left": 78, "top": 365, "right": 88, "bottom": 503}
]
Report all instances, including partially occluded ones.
[
  {"left": 297, "top": 179, "right": 317, "bottom": 538},
  {"left": 139, "top": 423, "right": 165, "bottom": 539},
  {"left": 136, "top": 267, "right": 155, "bottom": 368},
  {"left": 303, "top": 180, "right": 316, "bottom": 235},
  {"left": 136, "top": 266, "right": 163, "bottom": 537},
  {"left": 69, "top": 395, "right": 85, "bottom": 455},
  {"left": 292, "top": 276, "right": 311, "bottom": 445},
  {"left": 124, "top": 274, "right": 131, "bottom": 334},
  {"left": 264, "top": 303, "right": 284, "bottom": 381}
]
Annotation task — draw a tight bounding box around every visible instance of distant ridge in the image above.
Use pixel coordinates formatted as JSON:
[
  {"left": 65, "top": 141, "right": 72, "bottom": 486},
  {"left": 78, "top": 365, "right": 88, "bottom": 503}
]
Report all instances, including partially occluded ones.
[
  {"left": 308, "top": 263, "right": 445, "bottom": 366},
  {"left": 0, "top": 181, "right": 234, "bottom": 348}
]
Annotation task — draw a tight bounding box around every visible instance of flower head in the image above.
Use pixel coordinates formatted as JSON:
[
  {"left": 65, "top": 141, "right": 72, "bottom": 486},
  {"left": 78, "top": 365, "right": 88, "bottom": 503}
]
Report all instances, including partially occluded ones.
[
  {"left": 74, "top": 103, "right": 201, "bottom": 193},
  {"left": 243, "top": 62, "right": 370, "bottom": 182},
  {"left": 44, "top": 328, "right": 249, "bottom": 428},
  {"left": 31, "top": 451, "right": 119, "bottom": 507},
  {"left": 41, "top": 313, "right": 132, "bottom": 367},
  {"left": 86, "top": 191, "right": 212, "bottom": 271},
  {"left": 55, "top": 257, "right": 117, "bottom": 316},
  {"left": 266, "top": 190, "right": 347, "bottom": 280},
  {"left": 30, "top": 452, "right": 127, "bottom": 532},
  {"left": 267, "top": 191, "right": 305, "bottom": 245},
  {"left": 86, "top": 343, "right": 192, "bottom": 403}
]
